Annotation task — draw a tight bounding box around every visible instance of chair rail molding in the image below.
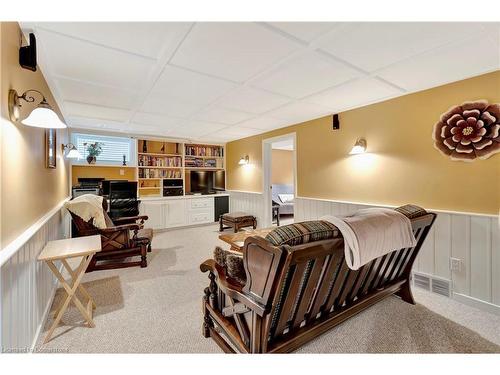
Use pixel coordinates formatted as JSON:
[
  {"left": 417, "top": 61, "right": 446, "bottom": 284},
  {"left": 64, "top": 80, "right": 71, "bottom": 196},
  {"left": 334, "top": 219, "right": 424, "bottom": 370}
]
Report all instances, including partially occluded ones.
[
  {"left": 294, "top": 196, "right": 500, "bottom": 314},
  {"left": 0, "top": 197, "right": 71, "bottom": 352}
]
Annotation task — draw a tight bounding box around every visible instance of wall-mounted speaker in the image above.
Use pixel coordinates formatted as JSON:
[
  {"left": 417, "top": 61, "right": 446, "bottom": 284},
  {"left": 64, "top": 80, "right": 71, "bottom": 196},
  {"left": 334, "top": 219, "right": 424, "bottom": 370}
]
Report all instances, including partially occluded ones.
[
  {"left": 332, "top": 114, "right": 340, "bottom": 130},
  {"left": 19, "top": 33, "right": 37, "bottom": 72}
]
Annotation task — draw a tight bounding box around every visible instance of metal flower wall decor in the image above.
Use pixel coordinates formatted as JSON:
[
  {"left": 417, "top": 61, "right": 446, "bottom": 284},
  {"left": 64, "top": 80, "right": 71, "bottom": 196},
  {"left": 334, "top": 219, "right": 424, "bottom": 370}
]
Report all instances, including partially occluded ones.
[{"left": 432, "top": 100, "right": 500, "bottom": 161}]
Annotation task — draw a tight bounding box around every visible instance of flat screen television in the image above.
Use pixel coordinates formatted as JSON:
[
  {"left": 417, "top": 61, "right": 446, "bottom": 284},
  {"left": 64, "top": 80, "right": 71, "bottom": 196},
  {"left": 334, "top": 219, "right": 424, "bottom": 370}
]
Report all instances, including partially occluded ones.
[{"left": 190, "top": 170, "right": 225, "bottom": 194}]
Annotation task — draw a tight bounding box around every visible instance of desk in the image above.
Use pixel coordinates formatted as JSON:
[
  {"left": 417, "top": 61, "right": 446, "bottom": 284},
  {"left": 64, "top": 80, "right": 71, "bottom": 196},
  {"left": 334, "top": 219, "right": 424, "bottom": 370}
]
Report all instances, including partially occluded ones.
[{"left": 38, "top": 235, "right": 101, "bottom": 343}]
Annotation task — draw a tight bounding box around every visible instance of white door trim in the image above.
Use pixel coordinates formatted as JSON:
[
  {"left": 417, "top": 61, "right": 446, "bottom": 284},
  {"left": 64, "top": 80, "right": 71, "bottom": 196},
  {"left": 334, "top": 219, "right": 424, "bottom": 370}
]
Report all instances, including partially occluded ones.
[{"left": 262, "top": 132, "right": 297, "bottom": 227}]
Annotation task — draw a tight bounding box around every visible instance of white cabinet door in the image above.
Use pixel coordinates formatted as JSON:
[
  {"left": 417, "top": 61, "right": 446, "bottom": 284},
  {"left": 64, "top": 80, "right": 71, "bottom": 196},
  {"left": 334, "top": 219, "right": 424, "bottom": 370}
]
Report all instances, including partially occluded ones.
[
  {"left": 166, "top": 200, "right": 186, "bottom": 227},
  {"left": 140, "top": 201, "right": 165, "bottom": 230}
]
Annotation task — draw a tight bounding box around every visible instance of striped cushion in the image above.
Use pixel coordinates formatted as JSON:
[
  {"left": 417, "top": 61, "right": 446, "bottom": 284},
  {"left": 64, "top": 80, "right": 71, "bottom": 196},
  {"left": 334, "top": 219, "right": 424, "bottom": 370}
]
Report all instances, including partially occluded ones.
[
  {"left": 395, "top": 204, "right": 427, "bottom": 219},
  {"left": 213, "top": 246, "right": 246, "bottom": 284},
  {"left": 265, "top": 220, "right": 339, "bottom": 247}
]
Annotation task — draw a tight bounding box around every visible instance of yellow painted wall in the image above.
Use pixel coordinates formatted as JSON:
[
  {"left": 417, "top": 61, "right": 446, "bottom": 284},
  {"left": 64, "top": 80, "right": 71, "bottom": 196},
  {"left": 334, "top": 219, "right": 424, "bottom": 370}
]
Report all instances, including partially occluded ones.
[
  {"left": 227, "top": 70, "right": 500, "bottom": 215},
  {"left": 71, "top": 165, "right": 136, "bottom": 186},
  {"left": 1, "top": 22, "right": 70, "bottom": 248},
  {"left": 271, "top": 149, "right": 293, "bottom": 185}
]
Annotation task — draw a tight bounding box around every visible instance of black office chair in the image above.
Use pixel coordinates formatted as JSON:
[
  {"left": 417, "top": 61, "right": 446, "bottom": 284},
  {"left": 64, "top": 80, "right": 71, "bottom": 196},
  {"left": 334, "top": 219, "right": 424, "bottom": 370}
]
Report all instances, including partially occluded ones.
[{"left": 108, "top": 181, "right": 140, "bottom": 220}]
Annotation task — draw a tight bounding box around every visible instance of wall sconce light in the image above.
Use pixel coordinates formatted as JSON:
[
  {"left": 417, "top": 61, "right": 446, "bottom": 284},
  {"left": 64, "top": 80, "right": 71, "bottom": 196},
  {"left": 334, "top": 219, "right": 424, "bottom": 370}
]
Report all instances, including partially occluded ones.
[
  {"left": 238, "top": 155, "right": 249, "bottom": 165},
  {"left": 62, "top": 143, "right": 82, "bottom": 159},
  {"left": 349, "top": 138, "right": 367, "bottom": 155},
  {"left": 8, "top": 89, "right": 66, "bottom": 129}
]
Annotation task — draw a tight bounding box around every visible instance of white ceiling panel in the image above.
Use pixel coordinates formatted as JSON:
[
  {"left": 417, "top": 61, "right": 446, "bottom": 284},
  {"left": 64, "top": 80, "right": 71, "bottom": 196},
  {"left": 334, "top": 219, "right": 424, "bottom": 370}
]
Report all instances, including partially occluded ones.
[
  {"left": 152, "top": 65, "right": 236, "bottom": 105},
  {"left": 236, "top": 116, "right": 290, "bottom": 130},
  {"left": 170, "top": 23, "right": 301, "bottom": 82},
  {"left": 192, "top": 106, "right": 254, "bottom": 125},
  {"left": 170, "top": 121, "right": 228, "bottom": 138},
  {"left": 24, "top": 22, "right": 499, "bottom": 143},
  {"left": 214, "top": 87, "right": 291, "bottom": 114},
  {"left": 266, "top": 22, "right": 338, "bottom": 43},
  {"left": 64, "top": 101, "right": 131, "bottom": 122},
  {"left": 36, "top": 22, "right": 191, "bottom": 59},
  {"left": 38, "top": 29, "right": 155, "bottom": 90},
  {"left": 214, "top": 126, "right": 263, "bottom": 139},
  {"left": 67, "top": 116, "right": 128, "bottom": 132},
  {"left": 55, "top": 77, "right": 138, "bottom": 109},
  {"left": 306, "top": 77, "right": 402, "bottom": 111},
  {"left": 317, "top": 23, "right": 485, "bottom": 72},
  {"left": 132, "top": 112, "right": 186, "bottom": 128},
  {"left": 266, "top": 101, "right": 331, "bottom": 123},
  {"left": 129, "top": 123, "right": 176, "bottom": 136},
  {"left": 140, "top": 93, "right": 204, "bottom": 118},
  {"left": 377, "top": 36, "right": 500, "bottom": 91},
  {"left": 251, "top": 50, "right": 360, "bottom": 98}
]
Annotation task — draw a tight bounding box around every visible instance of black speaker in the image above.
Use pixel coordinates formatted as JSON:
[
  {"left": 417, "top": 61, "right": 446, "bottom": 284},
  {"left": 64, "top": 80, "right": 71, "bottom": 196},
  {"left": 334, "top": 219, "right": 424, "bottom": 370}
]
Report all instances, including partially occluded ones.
[
  {"left": 332, "top": 114, "right": 340, "bottom": 130},
  {"left": 19, "top": 33, "right": 37, "bottom": 72}
]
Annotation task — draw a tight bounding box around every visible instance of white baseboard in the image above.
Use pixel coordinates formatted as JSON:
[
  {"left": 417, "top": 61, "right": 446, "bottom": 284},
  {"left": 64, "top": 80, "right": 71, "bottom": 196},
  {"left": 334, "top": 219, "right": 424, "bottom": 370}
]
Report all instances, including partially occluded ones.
[{"left": 452, "top": 293, "right": 500, "bottom": 316}]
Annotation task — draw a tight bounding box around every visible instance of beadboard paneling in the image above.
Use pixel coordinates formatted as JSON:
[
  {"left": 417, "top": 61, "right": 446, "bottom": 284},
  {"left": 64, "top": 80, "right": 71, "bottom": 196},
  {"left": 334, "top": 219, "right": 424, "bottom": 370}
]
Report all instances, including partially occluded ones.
[
  {"left": 227, "top": 191, "right": 264, "bottom": 225},
  {"left": 295, "top": 197, "right": 499, "bottom": 310},
  {"left": 0, "top": 208, "right": 70, "bottom": 352}
]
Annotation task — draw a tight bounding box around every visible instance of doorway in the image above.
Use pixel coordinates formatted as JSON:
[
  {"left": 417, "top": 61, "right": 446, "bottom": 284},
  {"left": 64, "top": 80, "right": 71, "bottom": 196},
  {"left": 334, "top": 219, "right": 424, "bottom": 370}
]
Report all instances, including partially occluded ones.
[{"left": 262, "top": 133, "right": 296, "bottom": 228}]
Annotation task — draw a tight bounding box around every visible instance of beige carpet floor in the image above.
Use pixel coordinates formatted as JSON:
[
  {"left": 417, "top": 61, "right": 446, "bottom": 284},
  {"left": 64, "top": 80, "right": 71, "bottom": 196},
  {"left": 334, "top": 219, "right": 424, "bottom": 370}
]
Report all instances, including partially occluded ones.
[{"left": 35, "top": 223, "right": 500, "bottom": 353}]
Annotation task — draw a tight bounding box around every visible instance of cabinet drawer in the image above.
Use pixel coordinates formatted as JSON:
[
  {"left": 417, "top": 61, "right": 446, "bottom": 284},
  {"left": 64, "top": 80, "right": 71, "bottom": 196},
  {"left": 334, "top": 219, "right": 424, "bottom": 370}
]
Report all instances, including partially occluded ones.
[
  {"left": 189, "top": 211, "right": 212, "bottom": 224},
  {"left": 189, "top": 198, "right": 213, "bottom": 210}
]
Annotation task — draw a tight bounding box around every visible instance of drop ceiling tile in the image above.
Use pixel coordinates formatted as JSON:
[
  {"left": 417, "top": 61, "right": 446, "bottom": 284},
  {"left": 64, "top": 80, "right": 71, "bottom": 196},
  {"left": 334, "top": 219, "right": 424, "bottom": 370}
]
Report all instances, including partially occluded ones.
[
  {"left": 305, "top": 77, "right": 402, "bottom": 111},
  {"left": 317, "top": 23, "right": 485, "bottom": 72},
  {"left": 55, "top": 77, "right": 138, "bottom": 109},
  {"left": 140, "top": 93, "right": 204, "bottom": 118},
  {"left": 170, "top": 23, "right": 301, "bottom": 82},
  {"left": 192, "top": 106, "right": 254, "bottom": 125},
  {"left": 252, "top": 50, "right": 360, "bottom": 98},
  {"left": 38, "top": 29, "right": 155, "bottom": 90},
  {"left": 377, "top": 35, "right": 500, "bottom": 91},
  {"left": 152, "top": 65, "right": 236, "bottom": 105},
  {"left": 67, "top": 116, "right": 127, "bottom": 132},
  {"left": 266, "top": 101, "right": 331, "bottom": 123},
  {"left": 36, "top": 22, "right": 191, "bottom": 59},
  {"left": 214, "top": 87, "right": 291, "bottom": 114},
  {"left": 216, "top": 126, "right": 263, "bottom": 138},
  {"left": 266, "top": 22, "right": 338, "bottom": 42},
  {"left": 236, "top": 116, "right": 290, "bottom": 130},
  {"left": 132, "top": 112, "right": 186, "bottom": 128},
  {"left": 170, "top": 121, "right": 228, "bottom": 138},
  {"left": 64, "top": 101, "right": 131, "bottom": 122},
  {"left": 129, "top": 123, "right": 171, "bottom": 136}
]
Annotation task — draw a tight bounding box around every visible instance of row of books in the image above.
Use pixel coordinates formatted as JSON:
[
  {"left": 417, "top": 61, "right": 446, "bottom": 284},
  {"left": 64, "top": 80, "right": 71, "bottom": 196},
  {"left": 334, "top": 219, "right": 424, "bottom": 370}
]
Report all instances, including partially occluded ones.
[
  {"left": 184, "top": 157, "right": 222, "bottom": 168},
  {"left": 138, "top": 155, "right": 182, "bottom": 167},
  {"left": 138, "top": 169, "right": 182, "bottom": 179},
  {"left": 185, "top": 145, "right": 224, "bottom": 157}
]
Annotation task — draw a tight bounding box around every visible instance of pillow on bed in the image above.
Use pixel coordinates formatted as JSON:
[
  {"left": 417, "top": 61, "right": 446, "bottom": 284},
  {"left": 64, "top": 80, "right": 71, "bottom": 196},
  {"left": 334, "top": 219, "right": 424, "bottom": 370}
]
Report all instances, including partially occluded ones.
[{"left": 278, "top": 193, "right": 294, "bottom": 204}]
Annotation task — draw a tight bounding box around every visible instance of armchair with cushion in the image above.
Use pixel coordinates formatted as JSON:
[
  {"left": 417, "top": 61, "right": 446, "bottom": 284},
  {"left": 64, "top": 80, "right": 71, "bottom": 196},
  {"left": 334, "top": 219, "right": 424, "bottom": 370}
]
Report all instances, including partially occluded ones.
[
  {"left": 200, "top": 205, "right": 436, "bottom": 353},
  {"left": 67, "top": 196, "right": 153, "bottom": 272}
]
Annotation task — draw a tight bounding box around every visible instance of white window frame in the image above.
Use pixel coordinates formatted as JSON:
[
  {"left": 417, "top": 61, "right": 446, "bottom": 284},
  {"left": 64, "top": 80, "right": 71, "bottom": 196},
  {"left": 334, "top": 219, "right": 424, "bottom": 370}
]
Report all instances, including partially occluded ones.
[{"left": 70, "top": 132, "right": 137, "bottom": 167}]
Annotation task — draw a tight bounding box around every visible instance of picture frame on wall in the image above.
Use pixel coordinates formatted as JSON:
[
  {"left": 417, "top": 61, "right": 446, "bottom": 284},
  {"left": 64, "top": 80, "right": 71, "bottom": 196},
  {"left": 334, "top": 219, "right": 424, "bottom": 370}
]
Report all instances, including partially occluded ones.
[{"left": 45, "top": 128, "right": 56, "bottom": 169}]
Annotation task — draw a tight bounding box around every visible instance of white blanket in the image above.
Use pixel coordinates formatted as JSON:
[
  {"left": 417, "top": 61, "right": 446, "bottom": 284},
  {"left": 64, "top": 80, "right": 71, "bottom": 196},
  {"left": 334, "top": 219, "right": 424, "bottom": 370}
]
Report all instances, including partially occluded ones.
[
  {"left": 322, "top": 208, "right": 416, "bottom": 270},
  {"left": 64, "top": 194, "right": 107, "bottom": 229}
]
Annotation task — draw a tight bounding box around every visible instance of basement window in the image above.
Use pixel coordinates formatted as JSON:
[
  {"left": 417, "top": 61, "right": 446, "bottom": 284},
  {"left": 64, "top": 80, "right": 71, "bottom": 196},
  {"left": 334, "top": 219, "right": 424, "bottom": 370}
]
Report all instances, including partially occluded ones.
[{"left": 71, "top": 133, "right": 136, "bottom": 166}]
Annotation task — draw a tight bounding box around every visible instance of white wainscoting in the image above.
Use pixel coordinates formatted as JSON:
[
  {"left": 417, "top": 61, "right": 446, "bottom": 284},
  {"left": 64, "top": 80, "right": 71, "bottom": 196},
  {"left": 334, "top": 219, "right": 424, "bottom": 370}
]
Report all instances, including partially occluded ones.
[
  {"left": 0, "top": 200, "right": 71, "bottom": 352},
  {"left": 294, "top": 196, "right": 500, "bottom": 313},
  {"left": 227, "top": 190, "right": 264, "bottom": 224}
]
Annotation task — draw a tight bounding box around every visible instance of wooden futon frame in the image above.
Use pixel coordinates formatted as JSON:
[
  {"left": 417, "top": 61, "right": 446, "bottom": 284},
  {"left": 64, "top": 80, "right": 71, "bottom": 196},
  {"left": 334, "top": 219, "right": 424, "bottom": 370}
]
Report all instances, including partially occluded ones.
[{"left": 200, "top": 212, "right": 436, "bottom": 353}]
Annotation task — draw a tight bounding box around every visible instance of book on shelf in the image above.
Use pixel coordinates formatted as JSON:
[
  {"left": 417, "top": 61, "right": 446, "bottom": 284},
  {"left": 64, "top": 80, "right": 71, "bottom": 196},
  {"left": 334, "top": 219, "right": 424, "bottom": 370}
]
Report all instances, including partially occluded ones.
[
  {"left": 138, "top": 168, "right": 181, "bottom": 179},
  {"left": 185, "top": 145, "right": 223, "bottom": 157},
  {"left": 138, "top": 155, "right": 182, "bottom": 167}
]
